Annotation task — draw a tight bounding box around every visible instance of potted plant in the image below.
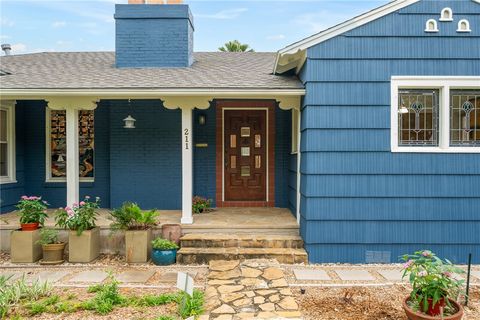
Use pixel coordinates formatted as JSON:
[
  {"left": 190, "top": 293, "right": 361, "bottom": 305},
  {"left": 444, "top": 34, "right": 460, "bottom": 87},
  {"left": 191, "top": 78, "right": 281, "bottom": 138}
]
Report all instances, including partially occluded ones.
[
  {"left": 10, "top": 196, "right": 48, "bottom": 263},
  {"left": 151, "top": 237, "right": 179, "bottom": 266},
  {"left": 110, "top": 202, "right": 158, "bottom": 263},
  {"left": 401, "top": 250, "right": 465, "bottom": 320},
  {"left": 192, "top": 196, "right": 212, "bottom": 214},
  {"left": 17, "top": 195, "right": 48, "bottom": 231},
  {"left": 55, "top": 196, "right": 100, "bottom": 263},
  {"left": 36, "top": 228, "right": 66, "bottom": 265}
]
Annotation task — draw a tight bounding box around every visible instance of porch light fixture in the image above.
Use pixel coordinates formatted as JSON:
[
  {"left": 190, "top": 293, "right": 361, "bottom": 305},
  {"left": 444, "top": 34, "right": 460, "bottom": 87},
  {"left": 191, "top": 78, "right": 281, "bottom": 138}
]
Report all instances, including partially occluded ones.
[
  {"left": 198, "top": 114, "right": 206, "bottom": 126},
  {"left": 123, "top": 115, "right": 136, "bottom": 129}
]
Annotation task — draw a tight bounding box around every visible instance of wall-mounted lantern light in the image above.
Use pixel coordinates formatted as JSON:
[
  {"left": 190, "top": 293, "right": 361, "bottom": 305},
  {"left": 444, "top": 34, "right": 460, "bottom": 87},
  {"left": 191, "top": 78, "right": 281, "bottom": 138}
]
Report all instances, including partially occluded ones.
[
  {"left": 123, "top": 115, "right": 136, "bottom": 129},
  {"left": 198, "top": 114, "right": 206, "bottom": 126}
]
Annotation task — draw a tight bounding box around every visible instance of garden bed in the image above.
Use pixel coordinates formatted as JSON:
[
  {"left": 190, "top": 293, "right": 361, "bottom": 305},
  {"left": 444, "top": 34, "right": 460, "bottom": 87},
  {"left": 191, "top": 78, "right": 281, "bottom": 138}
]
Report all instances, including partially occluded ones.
[{"left": 295, "top": 285, "right": 480, "bottom": 320}]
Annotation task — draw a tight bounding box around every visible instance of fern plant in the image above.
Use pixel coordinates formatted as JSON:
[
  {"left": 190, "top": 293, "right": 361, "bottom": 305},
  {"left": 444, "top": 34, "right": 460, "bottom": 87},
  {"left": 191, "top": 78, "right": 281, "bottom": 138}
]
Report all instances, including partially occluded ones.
[{"left": 110, "top": 202, "right": 158, "bottom": 231}]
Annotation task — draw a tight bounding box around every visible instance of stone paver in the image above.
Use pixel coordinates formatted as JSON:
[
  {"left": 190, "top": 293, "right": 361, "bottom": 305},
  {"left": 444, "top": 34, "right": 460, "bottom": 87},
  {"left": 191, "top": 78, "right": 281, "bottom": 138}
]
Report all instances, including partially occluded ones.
[
  {"left": 204, "top": 260, "right": 302, "bottom": 319},
  {"left": 377, "top": 269, "right": 405, "bottom": 282},
  {"left": 471, "top": 270, "right": 480, "bottom": 280},
  {"left": 293, "top": 269, "right": 331, "bottom": 281},
  {"left": 116, "top": 270, "right": 155, "bottom": 283},
  {"left": 158, "top": 271, "right": 198, "bottom": 282},
  {"left": 28, "top": 271, "right": 70, "bottom": 284},
  {"left": 68, "top": 271, "right": 108, "bottom": 283},
  {"left": 335, "top": 269, "right": 375, "bottom": 281},
  {"left": 0, "top": 272, "right": 25, "bottom": 283}
]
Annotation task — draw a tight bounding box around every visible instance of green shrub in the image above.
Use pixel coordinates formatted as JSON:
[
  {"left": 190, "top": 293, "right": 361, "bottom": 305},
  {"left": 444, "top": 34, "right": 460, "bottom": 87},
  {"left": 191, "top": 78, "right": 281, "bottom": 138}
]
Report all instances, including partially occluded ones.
[
  {"left": 151, "top": 238, "right": 179, "bottom": 250},
  {"left": 110, "top": 202, "right": 158, "bottom": 230},
  {"left": 82, "top": 275, "right": 126, "bottom": 315},
  {"left": 177, "top": 290, "right": 204, "bottom": 319},
  {"left": 36, "top": 228, "right": 61, "bottom": 245}
]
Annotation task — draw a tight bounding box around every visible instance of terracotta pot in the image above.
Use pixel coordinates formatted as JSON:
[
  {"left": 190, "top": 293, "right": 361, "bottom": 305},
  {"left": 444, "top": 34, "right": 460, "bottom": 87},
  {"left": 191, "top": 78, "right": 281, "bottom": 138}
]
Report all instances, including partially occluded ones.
[
  {"left": 21, "top": 222, "right": 39, "bottom": 231},
  {"left": 41, "top": 243, "right": 66, "bottom": 264},
  {"left": 161, "top": 224, "right": 182, "bottom": 246},
  {"left": 403, "top": 296, "right": 464, "bottom": 320}
]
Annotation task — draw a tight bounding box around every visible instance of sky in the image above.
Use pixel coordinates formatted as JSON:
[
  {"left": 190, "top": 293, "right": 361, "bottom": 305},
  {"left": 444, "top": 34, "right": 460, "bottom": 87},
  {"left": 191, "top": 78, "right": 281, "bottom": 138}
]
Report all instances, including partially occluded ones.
[{"left": 0, "top": 0, "right": 391, "bottom": 54}]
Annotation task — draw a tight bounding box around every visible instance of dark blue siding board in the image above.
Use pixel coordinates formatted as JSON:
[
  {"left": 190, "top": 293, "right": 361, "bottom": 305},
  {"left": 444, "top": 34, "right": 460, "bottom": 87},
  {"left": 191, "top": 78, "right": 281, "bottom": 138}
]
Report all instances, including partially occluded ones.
[
  {"left": 193, "top": 107, "right": 216, "bottom": 206},
  {"left": 288, "top": 155, "right": 298, "bottom": 213},
  {"left": 303, "top": 175, "right": 480, "bottom": 198},
  {"left": 109, "top": 100, "right": 181, "bottom": 209},
  {"left": 275, "top": 108, "right": 291, "bottom": 208},
  {"left": 307, "top": 37, "right": 480, "bottom": 59},
  {"left": 20, "top": 101, "right": 110, "bottom": 209},
  {"left": 302, "top": 106, "right": 390, "bottom": 129},
  {"left": 0, "top": 103, "right": 25, "bottom": 212},
  {"left": 303, "top": 60, "right": 480, "bottom": 82},
  {"left": 304, "top": 83, "right": 391, "bottom": 106},
  {"left": 302, "top": 152, "right": 480, "bottom": 174},
  {"left": 302, "top": 197, "right": 480, "bottom": 221},
  {"left": 303, "top": 221, "right": 480, "bottom": 244},
  {"left": 302, "top": 129, "right": 391, "bottom": 151},
  {"left": 304, "top": 244, "right": 479, "bottom": 264}
]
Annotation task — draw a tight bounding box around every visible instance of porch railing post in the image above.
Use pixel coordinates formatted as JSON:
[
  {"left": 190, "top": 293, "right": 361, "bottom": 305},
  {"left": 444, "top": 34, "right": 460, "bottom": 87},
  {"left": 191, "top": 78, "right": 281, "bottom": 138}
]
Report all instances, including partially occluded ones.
[
  {"left": 66, "top": 107, "right": 80, "bottom": 207},
  {"left": 181, "top": 107, "right": 193, "bottom": 224}
]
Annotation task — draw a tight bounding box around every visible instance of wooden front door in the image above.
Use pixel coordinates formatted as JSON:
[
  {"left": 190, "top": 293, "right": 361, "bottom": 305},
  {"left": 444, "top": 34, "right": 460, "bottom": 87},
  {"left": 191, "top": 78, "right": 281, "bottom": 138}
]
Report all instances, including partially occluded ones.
[{"left": 224, "top": 110, "right": 267, "bottom": 201}]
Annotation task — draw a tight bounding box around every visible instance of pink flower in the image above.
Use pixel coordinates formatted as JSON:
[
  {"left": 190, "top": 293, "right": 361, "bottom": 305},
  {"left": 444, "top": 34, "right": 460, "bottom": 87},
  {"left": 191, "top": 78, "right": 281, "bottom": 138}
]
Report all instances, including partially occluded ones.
[
  {"left": 422, "top": 250, "right": 432, "bottom": 257},
  {"left": 443, "top": 271, "right": 452, "bottom": 278},
  {"left": 418, "top": 271, "right": 427, "bottom": 277},
  {"left": 79, "top": 201, "right": 86, "bottom": 206},
  {"left": 21, "top": 195, "right": 28, "bottom": 200},
  {"left": 403, "top": 260, "right": 414, "bottom": 269},
  {"left": 85, "top": 196, "right": 90, "bottom": 200}
]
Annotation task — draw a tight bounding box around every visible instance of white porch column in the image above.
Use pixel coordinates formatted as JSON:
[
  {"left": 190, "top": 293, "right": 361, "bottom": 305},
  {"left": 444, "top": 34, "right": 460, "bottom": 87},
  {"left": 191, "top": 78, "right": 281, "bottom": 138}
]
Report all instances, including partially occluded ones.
[
  {"left": 295, "top": 109, "right": 302, "bottom": 224},
  {"left": 181, "top": 107, "right": 193, "bottom": 224},
  {"left": 66, "top": 107, "right": 79, "bottom": 207}
]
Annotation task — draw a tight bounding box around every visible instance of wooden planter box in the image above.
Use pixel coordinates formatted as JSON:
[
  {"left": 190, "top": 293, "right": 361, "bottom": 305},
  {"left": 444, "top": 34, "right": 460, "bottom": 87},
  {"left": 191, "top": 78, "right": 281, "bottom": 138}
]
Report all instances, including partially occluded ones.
[
  {"left": 11, "top": 229, "right": 42, "bottom": 263},
  {"left": 125, "top": 229, "right": 152, "bottom": 263},
  {"left": 68, "top": 227, "right": 100, "bottom": 263}
]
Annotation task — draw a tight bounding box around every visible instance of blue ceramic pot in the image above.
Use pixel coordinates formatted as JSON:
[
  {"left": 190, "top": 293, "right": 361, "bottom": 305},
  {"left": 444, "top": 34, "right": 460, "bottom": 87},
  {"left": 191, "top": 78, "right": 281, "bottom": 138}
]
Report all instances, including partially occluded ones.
[{"left": 151, "top": 249, "right": 177, "bottom": 266}]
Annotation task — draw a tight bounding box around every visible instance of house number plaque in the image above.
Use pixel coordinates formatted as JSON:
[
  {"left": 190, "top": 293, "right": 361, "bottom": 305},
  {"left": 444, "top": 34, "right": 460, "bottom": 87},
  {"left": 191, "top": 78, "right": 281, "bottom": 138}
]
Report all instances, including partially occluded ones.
[{"left": 184, "top": 128, "right": 190, "bottom": 150}]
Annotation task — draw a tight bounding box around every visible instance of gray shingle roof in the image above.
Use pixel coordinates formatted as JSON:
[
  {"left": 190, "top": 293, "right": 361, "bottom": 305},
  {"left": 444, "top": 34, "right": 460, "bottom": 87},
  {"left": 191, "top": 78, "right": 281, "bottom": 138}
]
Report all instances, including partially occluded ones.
[{"left": 0, "top": 51, "right": 303, "bottom": 90}]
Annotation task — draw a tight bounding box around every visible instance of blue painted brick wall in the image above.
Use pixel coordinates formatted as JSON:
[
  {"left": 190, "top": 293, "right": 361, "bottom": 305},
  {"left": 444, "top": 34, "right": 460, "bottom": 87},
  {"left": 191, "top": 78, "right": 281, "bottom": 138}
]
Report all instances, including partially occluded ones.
[
  {"left": 115, "top": 4, "right": 194, "bottom": 68},
  {"left": 299, "top": 0, "right": 480, "bottom": 264},
  {"left": 109, "top": 100, "right": 182, "bottom": 209}
]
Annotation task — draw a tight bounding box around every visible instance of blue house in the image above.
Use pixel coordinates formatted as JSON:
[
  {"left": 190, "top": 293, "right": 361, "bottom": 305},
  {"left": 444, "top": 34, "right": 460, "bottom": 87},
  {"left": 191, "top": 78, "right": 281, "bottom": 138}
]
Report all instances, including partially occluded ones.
[{"left": 0, "top": 0, "right": 479, "bottom": 263}]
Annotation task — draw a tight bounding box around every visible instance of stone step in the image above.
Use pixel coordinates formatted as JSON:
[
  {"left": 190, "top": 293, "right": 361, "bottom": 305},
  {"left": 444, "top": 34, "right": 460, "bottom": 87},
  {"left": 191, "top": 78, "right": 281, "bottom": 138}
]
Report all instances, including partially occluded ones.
[
  {"left": 177, "top": 247, "right": 308, "bottom": 264},
  {"left": 180, "top": 234, "right": 304, "bottom": 249}
]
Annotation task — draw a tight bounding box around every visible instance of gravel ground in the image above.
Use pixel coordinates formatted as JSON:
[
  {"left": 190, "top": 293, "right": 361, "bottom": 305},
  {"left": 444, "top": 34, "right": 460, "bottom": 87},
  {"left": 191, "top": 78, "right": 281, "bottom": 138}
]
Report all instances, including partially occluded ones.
[{"left": 295, "top": 285, "right": 480, "bottom": 320}]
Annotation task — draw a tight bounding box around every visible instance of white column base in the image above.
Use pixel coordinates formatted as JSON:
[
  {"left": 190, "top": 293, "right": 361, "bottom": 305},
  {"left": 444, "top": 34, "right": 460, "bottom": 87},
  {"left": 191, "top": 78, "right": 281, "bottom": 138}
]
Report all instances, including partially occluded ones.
[{"left": 181, "top": 107, "right": 193, "bottom": 225}]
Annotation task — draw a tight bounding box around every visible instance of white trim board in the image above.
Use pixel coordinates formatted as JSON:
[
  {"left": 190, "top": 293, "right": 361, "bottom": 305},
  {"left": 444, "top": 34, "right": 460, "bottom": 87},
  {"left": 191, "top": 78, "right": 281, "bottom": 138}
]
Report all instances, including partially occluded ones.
[
  {"left": 274, "top": 0, "right": 480, "bottom": 74},
  {"left": 390, "top": 76, "right": 480, "bottom": 154},
  {"left": 222, "top": 107, "right": 269, "bottom": 203},
  {"left": 0, "top": 100, "right": 16, "bottom": 184}
]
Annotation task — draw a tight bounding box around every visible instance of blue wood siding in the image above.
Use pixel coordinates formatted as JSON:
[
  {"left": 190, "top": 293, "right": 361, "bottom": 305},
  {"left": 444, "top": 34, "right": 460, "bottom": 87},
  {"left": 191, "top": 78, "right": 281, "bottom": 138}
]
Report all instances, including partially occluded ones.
[
  {"left": 275, "top": 108, "right": 292, "bottom": 208},
  {"left": 299, "top": 0, "right": 480, "bottom": 263}
]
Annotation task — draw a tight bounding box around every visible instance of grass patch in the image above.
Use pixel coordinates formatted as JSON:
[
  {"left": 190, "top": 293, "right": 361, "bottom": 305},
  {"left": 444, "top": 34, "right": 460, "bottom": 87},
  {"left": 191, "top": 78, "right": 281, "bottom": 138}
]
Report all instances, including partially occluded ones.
[{"left": 5, "top": 274, "right": 204, "bottom": 319}]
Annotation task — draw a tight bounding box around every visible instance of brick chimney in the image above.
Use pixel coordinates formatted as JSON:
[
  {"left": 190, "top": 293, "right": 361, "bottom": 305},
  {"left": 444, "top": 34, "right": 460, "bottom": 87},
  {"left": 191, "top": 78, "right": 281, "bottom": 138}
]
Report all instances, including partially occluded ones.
[{"left": 115, "top": 0, "right": 194, "bottom": 68}]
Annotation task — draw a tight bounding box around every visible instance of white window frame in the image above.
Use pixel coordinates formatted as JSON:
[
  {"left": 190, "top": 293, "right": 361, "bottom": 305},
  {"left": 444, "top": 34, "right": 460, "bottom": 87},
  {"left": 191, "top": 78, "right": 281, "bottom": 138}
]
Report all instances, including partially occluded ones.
[
  {"left": 45, "top": 108, "right": 94, "bottom": 183},
  {"left": 291, "top": 108, "right": 300, "bottom": 154},
  {"left": 0, "top": 100, "right": 16, "bottom": 184},
  {"left": 391, "top": 76, "right": 480, "bottom": 153}
]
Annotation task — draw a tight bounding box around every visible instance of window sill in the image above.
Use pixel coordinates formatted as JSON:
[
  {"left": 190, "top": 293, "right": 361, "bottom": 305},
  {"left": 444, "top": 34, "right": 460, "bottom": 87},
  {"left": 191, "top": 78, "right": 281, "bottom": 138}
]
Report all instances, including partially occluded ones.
[
  {"left": 0, "top": 178, "right": 17, "bottom": 185},
  {"left": 45, "top": 179, "right": 94, "bottom": 183},
  {"left": 392, "top": 147, "right": 480, "bottom": 153}
]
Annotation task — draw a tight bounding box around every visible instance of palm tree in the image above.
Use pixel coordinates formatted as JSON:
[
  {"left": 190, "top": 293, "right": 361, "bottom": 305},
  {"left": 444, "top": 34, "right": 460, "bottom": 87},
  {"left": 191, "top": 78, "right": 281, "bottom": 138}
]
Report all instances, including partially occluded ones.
[{"left": 218, "top": 40, "right": 254, "bottom": 52}]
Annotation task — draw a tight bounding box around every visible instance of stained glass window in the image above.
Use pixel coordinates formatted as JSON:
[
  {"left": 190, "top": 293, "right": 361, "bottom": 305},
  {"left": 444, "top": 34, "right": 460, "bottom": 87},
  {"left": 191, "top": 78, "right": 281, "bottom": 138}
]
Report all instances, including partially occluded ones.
[
  {"left": 398, "top": 90, "right": 439, "bottom": 146},
  {"left": 49, "top": 110, "right": 94, "bottom": 179},
  {"left": 450, "top": 90, "right": 480, "bottom": 146},
  {"left": 0, "top": 109, "right": 8, "bottom": 176}
]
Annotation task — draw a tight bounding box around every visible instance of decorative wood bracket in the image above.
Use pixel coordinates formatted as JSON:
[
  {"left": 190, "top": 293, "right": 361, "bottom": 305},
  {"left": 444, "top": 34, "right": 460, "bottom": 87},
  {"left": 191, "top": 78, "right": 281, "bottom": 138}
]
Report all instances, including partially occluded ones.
[
  {"left": 162, "top": 96, "right": 213, "bottom": 110},
  {"left": 46, "top": 97, "right": 99, "bottom": 110},
  {"left": 277, "top": 96, "right": 301, "bottom": 110}
]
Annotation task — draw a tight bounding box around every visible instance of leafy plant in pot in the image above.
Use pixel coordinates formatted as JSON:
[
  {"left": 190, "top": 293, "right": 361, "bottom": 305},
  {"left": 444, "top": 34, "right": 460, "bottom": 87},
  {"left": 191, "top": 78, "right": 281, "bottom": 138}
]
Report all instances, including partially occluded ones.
[
  {"left": 192, "top": 196, "right": 212, "bottom": 214},
  {"left": 401, "top": 250, "right": 465, "bottom": 320},
  {"left": 36, "top": 228, "right": 66, "bottom": 265},
  {"left": 110, "top": 202, "right": 158, "bottom": 263},
  {"left": 16, "top": 196, "right": 49, "bottom": 231},
  {"left": 151, "top": 237, "right": 179, "bottom": 266},
  {"left": 55, "top": 196, "right": 100, "bottom": 263}
]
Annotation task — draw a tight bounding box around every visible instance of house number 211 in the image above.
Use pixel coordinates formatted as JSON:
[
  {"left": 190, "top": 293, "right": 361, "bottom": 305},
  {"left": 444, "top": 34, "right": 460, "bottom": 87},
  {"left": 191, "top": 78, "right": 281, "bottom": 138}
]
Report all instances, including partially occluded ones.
[{"left": 184, "top": 128, "right": 189, "bottom": 150}]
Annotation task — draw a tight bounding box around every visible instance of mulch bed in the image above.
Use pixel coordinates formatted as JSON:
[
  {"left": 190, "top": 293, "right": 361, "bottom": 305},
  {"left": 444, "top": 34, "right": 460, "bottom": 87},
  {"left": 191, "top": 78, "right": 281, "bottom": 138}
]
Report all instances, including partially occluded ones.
[{"left": 295, "top": 285, "right": 480, "bottom": 320}]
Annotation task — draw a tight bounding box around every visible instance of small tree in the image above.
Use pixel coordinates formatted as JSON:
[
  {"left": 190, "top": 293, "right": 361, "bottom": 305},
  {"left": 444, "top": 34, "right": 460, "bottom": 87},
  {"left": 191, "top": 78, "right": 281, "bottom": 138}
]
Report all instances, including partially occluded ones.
[{"left": 219, "top": 40, "right": 254, "bottom": 52}]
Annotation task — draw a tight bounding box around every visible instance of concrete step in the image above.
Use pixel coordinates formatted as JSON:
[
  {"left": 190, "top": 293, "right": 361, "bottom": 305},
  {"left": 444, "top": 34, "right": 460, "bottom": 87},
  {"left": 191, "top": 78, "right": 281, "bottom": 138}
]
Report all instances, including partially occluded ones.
[
  {"left": 180, "top": 233, "right": 304, "bottom": 249},
  {"left": 177, "top": 247, "right": 308, "bottom": 264}
]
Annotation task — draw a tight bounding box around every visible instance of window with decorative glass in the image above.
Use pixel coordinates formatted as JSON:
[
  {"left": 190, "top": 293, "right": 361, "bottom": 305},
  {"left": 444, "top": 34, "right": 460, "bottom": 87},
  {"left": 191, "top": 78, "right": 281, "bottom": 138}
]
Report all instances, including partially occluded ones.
[
  {"left": 46, "top": 109, "right": 94, "bottom": 181},
  {"left": 398, "top": 89, "right": 439, "bottom": 146},
  {"left": 0, "top": 101, "right": 15, "bottom": 183},
  {"left": 450, "top": 90, "right": 480, "bottom": 146}
]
